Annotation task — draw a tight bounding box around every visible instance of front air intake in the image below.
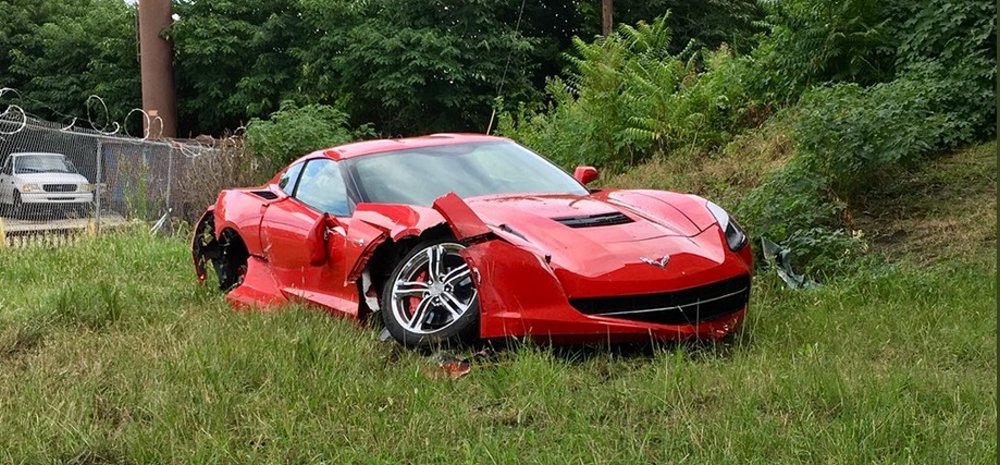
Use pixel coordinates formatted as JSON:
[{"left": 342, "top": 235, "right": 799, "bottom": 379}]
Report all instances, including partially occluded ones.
[
  {"left": 551, "top": 212, "right": 633, "bottom": 228},
  {"left": 570, "top": 275, "right": 751, "bottom": 325}
]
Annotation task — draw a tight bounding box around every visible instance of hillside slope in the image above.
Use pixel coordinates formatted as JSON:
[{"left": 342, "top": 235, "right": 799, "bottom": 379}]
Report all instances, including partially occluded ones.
[
  {"left": 607, "top": 124, "right": 996, "bottom": 267},
  {"left": 853, "top": 141, "right": 996, "bottom": 264}
]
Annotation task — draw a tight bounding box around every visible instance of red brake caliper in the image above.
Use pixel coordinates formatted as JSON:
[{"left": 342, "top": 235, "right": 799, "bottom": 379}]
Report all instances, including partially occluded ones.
[{"left": 407, "top": 271, "right": 428, "bottom": 318}]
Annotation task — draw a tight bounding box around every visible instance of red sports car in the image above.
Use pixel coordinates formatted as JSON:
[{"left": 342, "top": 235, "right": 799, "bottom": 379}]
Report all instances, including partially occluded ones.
[{"left": 193, "top": 134, "right": 753, "bottom": 346}]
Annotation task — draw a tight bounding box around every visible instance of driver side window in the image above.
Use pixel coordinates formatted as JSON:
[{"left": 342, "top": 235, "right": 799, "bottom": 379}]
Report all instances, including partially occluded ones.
[
  {"left": 278, "top": 162, "right": 304, "bottom": 195},
  {"left": 294, "top": 159, "right": 351, "bottom": 216}
]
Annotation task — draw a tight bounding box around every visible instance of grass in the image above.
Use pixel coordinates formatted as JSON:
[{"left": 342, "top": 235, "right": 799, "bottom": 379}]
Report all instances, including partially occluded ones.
[{"left": 0, "top": 233, "right": 994, "bottom": 463}]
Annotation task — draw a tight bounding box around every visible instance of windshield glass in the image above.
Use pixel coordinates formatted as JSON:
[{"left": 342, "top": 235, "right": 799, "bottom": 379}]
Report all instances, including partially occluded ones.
[
  {"left": 345, "top": 141, "right": 588, "bottom": 205},
  {"left": 14, "top": 154, "right": 76, "bottom": 174}
]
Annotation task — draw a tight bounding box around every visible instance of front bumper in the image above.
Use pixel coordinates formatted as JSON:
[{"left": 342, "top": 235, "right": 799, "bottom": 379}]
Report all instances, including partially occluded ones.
[
  {"left": 462, "top": 237, "right": 752, "bottom": 343},
  {"left": 19, "top": 191, "right": 93, "bottom": 205}
]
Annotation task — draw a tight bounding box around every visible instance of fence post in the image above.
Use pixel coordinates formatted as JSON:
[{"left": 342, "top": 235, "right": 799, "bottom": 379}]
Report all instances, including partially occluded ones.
[
  {"left": 166, "top": 144, "right": 173, "bottom": 214},
  {"left": 95, "top": 138, "right": 103, "bottom": 234}
]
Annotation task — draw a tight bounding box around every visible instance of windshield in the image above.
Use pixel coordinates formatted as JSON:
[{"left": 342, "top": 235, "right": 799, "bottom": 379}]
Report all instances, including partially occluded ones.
[
  {"left": 345, "top": 141, "right": 588, "bottom": 206},
  {"left": 14, "top": 154, "right": 76, "bottom": 174}
]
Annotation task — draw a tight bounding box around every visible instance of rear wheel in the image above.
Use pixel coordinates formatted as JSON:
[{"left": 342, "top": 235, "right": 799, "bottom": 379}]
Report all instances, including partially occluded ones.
[
  {"left": 380, "top": 238, "right": 479, "bottom": 347},
  {"left": 193, "top": 217, "right": 249, "bottom": 292},
  {"left": 214, "top": 230, "right": 249, "bottom": 291}
]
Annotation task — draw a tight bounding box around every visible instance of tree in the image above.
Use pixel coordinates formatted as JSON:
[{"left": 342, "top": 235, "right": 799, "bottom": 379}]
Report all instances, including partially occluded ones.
[
  {"left": 296, "top": 0, "right": 539, "bottom": 135},
  {"left": 0, "top": 0, "right": 140, "bottom": 126},
  {"left": 169, "top": 0, "right": 309, "bottom": 136},
  {"left": 575, "top": 0, "right": 764, "bottom": 54}
]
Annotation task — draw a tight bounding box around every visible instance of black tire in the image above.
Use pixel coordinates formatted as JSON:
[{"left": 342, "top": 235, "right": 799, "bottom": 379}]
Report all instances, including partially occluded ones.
[
  {"left": 214, "top": 230, "right": 249, "bottom": 292},
  {"left": 380, "top": 237, "right": 480, "bottom": 347}
]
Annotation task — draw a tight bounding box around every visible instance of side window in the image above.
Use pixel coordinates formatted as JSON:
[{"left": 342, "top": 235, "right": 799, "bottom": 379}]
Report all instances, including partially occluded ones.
[
  {"left": 294, "top": 159, "right": 351, "bottom": 216},
  {"left": 278, "top": 162, "right": 304, "bottom": 194}
]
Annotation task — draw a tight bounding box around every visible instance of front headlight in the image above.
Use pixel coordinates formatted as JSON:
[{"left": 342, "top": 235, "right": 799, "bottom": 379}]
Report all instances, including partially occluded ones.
[
  {"left": 706, "top": 200, "right": 748, "bottom": 251},
  {"left": 79, "top": 183, "right": 93, "bottom": 192},
  {"left": 19, "top": 183, "right": 42, "bottom": 193}
]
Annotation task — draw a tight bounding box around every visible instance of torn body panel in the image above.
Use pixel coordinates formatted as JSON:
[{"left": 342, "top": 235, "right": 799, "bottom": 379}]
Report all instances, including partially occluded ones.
[
  {"left": 352, "top": 203, "right": 446, "bottom": 241},
  {"left": 432, "top": 192, "right": 492, "bottom": 242},
  {"left": 226, "top": 256, "right": 289, "bottom": 309}
]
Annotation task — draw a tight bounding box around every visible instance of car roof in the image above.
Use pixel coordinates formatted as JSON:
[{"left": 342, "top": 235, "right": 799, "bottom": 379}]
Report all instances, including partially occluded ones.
[{"left": 298, "top": 133, "right": 510, "bottom": 162}]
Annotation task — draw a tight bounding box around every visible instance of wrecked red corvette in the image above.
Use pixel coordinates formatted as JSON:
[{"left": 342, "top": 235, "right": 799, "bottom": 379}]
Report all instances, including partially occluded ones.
[{"left": 193, "top": 134, "right": 753, "bottom": 346}]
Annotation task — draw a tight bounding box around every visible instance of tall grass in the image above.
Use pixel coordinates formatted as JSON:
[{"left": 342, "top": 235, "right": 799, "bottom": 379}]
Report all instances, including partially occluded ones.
[{"left": 0, "top": 233, "right": 994, "bottom": 463}]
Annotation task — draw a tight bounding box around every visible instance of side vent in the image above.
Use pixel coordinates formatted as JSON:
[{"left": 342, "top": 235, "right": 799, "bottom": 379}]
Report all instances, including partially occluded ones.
[
  {"left": 250, "top": 190, "right": 279, "bottom": 200},
  {"left": 552, "top": 212, "right": 633, "bottom": 228}
]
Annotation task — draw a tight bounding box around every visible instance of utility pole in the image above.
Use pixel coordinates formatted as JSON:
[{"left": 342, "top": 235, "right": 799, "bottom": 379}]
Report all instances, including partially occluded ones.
[
  {"left": 601, "top": 0, "right": 613, "bottom": 37},
  {"left": 138, "top": 0, "right": 177, "bottom": 139}
]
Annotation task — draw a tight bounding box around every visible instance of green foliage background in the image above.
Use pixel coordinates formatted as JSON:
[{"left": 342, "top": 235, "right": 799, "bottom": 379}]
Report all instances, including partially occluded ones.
[
  {"left": 498, "top": 0, "right": 996, "bottom": 272},
  {"left": 0, "top": 0, "right": 995, "bottom": 271}
]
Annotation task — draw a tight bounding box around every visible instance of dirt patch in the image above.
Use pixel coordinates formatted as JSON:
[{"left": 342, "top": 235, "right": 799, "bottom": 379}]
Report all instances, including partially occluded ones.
[{"left": 852, "top": 140, "right": 997, "bottom": 264}]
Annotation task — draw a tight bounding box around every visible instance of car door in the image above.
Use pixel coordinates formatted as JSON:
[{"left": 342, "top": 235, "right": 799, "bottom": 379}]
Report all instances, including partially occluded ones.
[{"left": 259, "top": 158, "right": 357, "bottom": 314}]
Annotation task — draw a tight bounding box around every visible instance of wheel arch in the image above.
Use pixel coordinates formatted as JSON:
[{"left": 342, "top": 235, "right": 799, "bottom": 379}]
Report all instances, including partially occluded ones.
[{"left": 356, "top": 224, "right": 453, "bottom": 320}]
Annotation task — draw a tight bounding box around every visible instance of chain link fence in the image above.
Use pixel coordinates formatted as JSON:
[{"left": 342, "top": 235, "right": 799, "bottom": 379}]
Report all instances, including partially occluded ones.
[{"left": 0, "top": 111, "right": 238, "bottom": 248}]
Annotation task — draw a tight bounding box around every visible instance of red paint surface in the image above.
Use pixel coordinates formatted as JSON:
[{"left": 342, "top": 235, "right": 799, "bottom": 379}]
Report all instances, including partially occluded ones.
[{"left": 196, "top": 134, "right": 753, "bottom": 343}]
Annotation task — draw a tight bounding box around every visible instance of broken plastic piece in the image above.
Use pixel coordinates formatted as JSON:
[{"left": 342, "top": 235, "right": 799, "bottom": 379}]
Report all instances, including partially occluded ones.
[
  {"left": 760, "top": 237, "right": 818, "bottom": 289},
  {"left": 430, "top": 352, "right": 472, "bottom": 380},
  {"left": 431, "top": 192, "right": 492, "bottom": 242}
]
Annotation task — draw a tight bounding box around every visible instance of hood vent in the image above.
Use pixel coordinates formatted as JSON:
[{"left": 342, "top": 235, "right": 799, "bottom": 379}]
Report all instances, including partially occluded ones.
[
  {"left": 250, "top": 190, "right": 279, "bottom": 200},
  {"left": 552, "top": 211, "right": 633, "bottom": 228}
]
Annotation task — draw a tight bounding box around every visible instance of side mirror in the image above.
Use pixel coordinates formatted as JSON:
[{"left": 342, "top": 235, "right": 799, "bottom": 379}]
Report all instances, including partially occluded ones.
[{"left": 573, "top": 165, "right": 599, "bottom": 185}]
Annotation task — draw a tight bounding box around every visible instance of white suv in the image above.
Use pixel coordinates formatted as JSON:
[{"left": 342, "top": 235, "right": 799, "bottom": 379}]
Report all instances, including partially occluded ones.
[{"left": 0, "top": 152, "right": 94, "bottom": 217}]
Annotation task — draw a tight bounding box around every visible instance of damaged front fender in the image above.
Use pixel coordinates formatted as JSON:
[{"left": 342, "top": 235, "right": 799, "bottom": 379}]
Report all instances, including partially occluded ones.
[{"left": 431, "top": 192, "right": 493, "bottom": 243}]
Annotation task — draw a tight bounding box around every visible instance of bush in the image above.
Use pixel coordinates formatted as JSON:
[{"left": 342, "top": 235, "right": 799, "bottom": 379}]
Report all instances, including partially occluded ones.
[
  {"left": 793, "top": 78, "right": 950, "bottom": 197},
  {"left": 736, "top": 160, "right": 859, "bottom": 274},
  {"left": 891, "top": 0, "right": 996, "bottom": 141},
  {"left": 737, "top": 62, "right": 992, "bottom": 272},
  {"left": 171, "top": 137, "right": 274, "bottom": 222},
  {"left": 245, "top": 101, "right": 373, "bottom": 167},
  {"left": 498, "top": 15, "right": 759, "bottom": 170},
  {"left": 747, "top": 0, "right": 897, "bottom": 105}
]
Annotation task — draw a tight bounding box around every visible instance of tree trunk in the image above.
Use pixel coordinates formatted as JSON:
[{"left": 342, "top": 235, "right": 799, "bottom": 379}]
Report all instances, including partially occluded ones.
[{"left": 601, "top": 0, "right": 613, "bottom": 37}]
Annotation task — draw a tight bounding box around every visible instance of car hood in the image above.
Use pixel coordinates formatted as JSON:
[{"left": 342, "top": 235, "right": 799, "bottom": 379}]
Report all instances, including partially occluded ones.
[
  {"left": 465, "top": 193, "right": 702, "bottom": 242},
  {"left": 461, "top": 192, "right": 732, "bottom": 296},
  {"left": 14, "top": 172, "right": 88, "bottom": 184},
  {"left": 354, "top": 190, "right": 740, "bottom": 297}
]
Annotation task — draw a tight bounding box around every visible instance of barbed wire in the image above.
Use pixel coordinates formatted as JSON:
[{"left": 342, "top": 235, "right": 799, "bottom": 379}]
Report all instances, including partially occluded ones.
[
  {"left": 0, "top": 86, "right": 234, "bottom": 158},
  {"left": 0, "top": 88, "right": 28, "bottom": 139}
]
